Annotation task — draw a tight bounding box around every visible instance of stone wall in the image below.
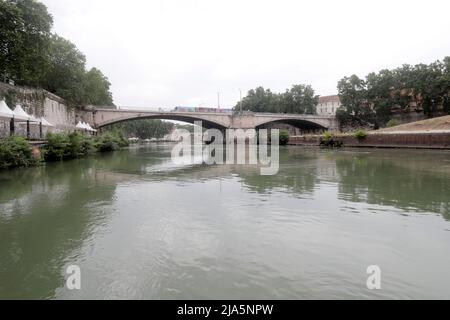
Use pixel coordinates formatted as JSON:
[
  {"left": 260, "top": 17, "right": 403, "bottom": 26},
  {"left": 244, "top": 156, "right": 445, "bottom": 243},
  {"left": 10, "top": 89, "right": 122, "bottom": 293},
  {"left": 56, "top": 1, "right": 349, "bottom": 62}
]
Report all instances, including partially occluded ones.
[
  {"left": 0, "top": 82, "right": 79, "bottom": 139},
  {"left": 289, "top": 132, "right": 450, "bottom": 149}
]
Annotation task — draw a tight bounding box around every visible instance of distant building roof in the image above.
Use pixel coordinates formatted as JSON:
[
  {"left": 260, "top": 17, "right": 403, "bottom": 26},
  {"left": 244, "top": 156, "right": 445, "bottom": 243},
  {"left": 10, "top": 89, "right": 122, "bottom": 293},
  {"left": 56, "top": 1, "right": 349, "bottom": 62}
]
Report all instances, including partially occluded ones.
[{"left": 318, "top": 95, "right": 340, "bottom": 104}]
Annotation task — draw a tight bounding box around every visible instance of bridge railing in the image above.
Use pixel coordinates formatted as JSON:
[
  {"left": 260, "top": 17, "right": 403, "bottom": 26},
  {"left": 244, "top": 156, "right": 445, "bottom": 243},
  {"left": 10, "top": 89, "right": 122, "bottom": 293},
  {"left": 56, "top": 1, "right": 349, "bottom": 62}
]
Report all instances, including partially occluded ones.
[{"left": 98, "top": 107, "right": 334, "bottom": 118}]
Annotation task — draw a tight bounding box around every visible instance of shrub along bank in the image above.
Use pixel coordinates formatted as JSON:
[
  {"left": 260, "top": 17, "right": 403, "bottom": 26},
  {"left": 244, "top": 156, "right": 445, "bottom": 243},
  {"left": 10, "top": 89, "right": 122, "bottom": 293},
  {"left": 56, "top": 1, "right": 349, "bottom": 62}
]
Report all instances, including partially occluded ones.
[
  {"left": 0, "top": 131, "right": 129, "bottom": 169},
  {"left": 0, "top": 136, "right": 41, "bottom": 169}
]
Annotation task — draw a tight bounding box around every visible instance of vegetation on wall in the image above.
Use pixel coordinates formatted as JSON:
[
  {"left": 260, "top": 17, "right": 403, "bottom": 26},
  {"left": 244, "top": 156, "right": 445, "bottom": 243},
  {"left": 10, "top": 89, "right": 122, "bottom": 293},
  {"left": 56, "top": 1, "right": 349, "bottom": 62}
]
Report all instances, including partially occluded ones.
[
  {"left": 353, "top": 129, "right": 368, "bottom": 141},
  {"left": 0, "top": 0, "right": 113, "bottom": 107},
  {"left": 233, "top": 85, "right": 318, "bottom": 114}
]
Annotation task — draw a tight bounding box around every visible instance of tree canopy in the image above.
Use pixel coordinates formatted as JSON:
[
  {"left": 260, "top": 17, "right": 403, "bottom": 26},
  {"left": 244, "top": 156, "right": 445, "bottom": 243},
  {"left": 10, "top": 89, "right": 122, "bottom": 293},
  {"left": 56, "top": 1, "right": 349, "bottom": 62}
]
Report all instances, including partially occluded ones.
[
  {"left": 337, "top": 57, "right": 450, "bottom": 129},
  {"left": 0, "top": 0, "right": 114, "bottom": 107},
  {"left": 234, "top": 84, "right": 318, "bottom": 114},
  {"left": 106, "top": 119, "right": 175, "bottom": 139}
]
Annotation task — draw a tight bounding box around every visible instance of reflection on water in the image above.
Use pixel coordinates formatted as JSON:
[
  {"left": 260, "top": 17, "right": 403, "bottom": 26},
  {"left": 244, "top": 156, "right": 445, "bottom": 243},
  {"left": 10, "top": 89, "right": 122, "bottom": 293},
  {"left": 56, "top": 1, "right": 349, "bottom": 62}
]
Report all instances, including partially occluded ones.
[{"left": 0, "top": 144, "right": 450, "bottom": 299}]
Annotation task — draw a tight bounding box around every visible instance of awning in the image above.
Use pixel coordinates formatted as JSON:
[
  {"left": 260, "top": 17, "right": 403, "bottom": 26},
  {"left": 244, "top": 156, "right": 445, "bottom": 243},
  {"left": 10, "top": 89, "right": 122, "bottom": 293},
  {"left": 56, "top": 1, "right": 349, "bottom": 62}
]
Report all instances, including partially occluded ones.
[
  {"left": 85, "top": 123, "right": 97, "bottom": 132},
  {"left": 75, "top": 121, "right": 86, "bottom": 130},
  {"left": 0, "top": 100, "right": 14, "bottom": 120},
  {"left": 31, "top": 117, "right": 54, "bottom": 127},
  {"left": 13, "top": 105, "right": 39, "bottom": 122},
  {"left": 40, "top": 117, "right": 54, "bottom": 127},
  {"left": 75, "top": 121, "right": 97, "bottom": 132}
]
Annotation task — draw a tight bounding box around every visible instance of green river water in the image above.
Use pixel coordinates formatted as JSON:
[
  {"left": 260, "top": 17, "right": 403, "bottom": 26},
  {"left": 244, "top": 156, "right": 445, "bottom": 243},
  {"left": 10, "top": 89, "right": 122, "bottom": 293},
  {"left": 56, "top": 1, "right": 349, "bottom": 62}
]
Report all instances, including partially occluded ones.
[{"left": 1, "top": 144, "right": 450, "bottom": 299}]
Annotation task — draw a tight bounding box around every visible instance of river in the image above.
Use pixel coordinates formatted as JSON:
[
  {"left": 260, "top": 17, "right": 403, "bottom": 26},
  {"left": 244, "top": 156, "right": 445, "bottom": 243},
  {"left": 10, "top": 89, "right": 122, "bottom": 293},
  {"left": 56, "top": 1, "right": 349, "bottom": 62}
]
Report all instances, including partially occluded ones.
[{"left": 1, "top": 144, "right": 450, "bottom": 299}]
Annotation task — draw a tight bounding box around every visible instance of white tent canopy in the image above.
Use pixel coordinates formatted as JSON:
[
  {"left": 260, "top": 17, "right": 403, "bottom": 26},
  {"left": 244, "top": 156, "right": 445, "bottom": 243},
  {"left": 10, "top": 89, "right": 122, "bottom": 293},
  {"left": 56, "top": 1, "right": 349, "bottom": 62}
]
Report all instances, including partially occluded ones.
[
  {"left": 31, "top": 117, "right": 54, "bottom": 127},
  {"left": 13, "top": 104, "right": 39, "bottom": 122},
  {"left": 40, "top": 117, "right": 54, "bottom": 127},
  {"left": 85, "top": 122, "right": 97, "bottom": 132},
  {"left": 75, "top": 121, "right": 86, "bottom": 130},
  {"left": 0, "top": 100, "right": 14, "bottom": 120},
  {"left": 76, "top": 121, "right": 97, "bottom": 132}
]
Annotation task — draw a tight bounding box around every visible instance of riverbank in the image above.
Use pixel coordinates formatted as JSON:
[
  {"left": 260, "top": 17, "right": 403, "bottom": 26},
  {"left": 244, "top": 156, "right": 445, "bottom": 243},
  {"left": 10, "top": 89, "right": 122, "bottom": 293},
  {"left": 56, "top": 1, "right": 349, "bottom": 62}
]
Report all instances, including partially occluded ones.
[
  {"left": 289, "top": 132, "right": 450, "bottom": 149},
  {"left": 290, "top": 115, "right": 450, "bottom": 149},
  {"left": 0, "top": 131, "right": 129, "bottom": 170}
]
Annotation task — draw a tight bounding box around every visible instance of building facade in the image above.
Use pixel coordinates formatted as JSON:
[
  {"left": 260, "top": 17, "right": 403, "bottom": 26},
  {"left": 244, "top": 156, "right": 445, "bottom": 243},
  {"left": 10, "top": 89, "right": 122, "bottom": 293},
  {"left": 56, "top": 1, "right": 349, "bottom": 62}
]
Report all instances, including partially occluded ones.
[{"left": 316, "top": 95, "right": 341, "bottom": 116}]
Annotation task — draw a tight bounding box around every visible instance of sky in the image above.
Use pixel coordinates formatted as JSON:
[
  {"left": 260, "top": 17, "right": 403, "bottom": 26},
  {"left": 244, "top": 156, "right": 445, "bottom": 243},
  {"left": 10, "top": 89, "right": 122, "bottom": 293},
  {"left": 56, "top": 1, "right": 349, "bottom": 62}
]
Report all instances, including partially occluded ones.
[{"left": 41, "top": 0, "right": 450, "bottom": 109}]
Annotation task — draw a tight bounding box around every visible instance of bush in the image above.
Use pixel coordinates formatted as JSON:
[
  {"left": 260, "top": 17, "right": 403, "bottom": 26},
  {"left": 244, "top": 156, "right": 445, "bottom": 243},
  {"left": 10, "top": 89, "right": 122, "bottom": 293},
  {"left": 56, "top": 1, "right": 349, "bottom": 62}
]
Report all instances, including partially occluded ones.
[
  {"left": 279, "top": 130, "right": 289, "bottom": 146},
  {"left": 353, "top": 129, "right": 367, "bottom": 141},
  {"left": 45, "top": 132, "right": 96, "bottom": 161},
  {"left": 322, "top": 131, "right": 333, "bottom": 143},
  {"left": 386, "top": 119, "right": 401, "bottom": 128},
  {"left": 0, "top": 136, "right": 40, "bottom": 169},
  {"left": 67, "top": 132, "right": 95, "bottom": 158},
  {"left": 94, "top": 131, "right": 129, "bottom": 152},
  {"left": 320, "top": 131, "right": 343, "bottom": 148},
  {"left": 44, "top": 132, "right": 71, "bottom": 161}
]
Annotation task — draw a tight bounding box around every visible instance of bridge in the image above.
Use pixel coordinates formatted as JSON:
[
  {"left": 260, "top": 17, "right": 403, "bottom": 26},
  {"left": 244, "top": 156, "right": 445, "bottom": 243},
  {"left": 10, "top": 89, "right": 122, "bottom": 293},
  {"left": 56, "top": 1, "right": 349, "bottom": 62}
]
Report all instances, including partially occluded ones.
[{"left": 81, "top": 108, "right": 338, "bottom": 131}]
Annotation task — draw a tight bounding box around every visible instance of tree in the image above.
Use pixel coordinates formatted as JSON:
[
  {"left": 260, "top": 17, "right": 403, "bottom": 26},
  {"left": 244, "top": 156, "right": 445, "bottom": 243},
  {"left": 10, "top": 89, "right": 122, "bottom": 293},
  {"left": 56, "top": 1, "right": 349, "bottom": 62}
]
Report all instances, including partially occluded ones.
[
  {"left": 336, "top": 75, "right": 375, "bottom": 128},
  {"left": 0, "top": 0, "right": 22, "bottom": 81},
  {"left": 43, "top": 35, "right": 87, "bottom": 106},
  {"left": 365, "top": 69, "right": 396, "bottom": 127},
  {"left": 234, "top": 84, "right": 318, "bottom": 114},
  {"left": 84, "top": 68, "right": 114, "bottom": 106},
  {"left": 281, "top": 84, "right": 318, "bottom": 114},
  {"left": 0, "top": 0, "right": 53, "bottom": 86},
  {"left": 238, "top": 87, "right": 279, "bottom": 113},
  {"left": 106, "top": 119, "right": 175, "bottom": 139},
  {"left": 0, "top": 0, "right": 114, "bottom": 107}
]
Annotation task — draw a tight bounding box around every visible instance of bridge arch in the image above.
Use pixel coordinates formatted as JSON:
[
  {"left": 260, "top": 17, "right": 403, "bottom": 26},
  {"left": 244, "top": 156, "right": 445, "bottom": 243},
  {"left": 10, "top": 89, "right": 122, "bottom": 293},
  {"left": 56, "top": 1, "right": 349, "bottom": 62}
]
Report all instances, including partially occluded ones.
[
  {"left": 95, "top": 113, "right": 230, "bottom": 130},
  {"left": 253, "top": 117, "right": 329, "bottom": 132}
]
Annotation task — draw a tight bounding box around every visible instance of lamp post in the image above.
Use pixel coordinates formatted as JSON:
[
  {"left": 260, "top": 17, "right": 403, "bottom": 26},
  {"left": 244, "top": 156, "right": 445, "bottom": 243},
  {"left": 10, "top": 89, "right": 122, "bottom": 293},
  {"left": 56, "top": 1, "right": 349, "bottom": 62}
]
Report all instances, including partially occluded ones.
[
  {"left": 239, "top": 89, "right": 243, "bottom": 114},
  {"left": 217, "top": 92, "right": 220, "bottom": 110}
]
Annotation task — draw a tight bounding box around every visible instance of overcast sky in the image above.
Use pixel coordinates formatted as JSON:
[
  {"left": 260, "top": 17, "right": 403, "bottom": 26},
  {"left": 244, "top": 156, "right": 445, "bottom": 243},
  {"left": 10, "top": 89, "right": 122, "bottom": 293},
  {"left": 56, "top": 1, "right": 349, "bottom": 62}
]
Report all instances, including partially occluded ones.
[{"left": 41, "top": 0, "right": 450, "bottom": 109}]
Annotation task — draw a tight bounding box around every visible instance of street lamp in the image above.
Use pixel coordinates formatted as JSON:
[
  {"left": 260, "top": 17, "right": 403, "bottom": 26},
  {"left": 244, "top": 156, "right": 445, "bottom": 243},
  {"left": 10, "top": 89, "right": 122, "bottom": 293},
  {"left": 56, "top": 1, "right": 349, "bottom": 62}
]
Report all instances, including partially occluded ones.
[
  {"left": 239, "top": 89, "right": 243, "bottom": 114},
  {"left": 217, "top": 92, "right": 220, "bottom": 110}
]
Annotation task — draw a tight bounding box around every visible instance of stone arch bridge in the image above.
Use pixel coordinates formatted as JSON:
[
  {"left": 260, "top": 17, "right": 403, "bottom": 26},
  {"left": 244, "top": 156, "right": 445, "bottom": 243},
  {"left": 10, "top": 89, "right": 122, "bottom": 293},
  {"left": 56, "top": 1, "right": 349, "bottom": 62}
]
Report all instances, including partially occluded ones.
[{"left": 81, "top": 108, "right": 338, "bottom": 131}]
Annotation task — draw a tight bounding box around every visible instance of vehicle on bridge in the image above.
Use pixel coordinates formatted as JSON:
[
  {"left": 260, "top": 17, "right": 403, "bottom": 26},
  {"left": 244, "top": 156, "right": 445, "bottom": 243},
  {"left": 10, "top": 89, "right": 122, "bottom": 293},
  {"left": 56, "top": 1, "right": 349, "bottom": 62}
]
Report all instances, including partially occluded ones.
[{"left": 173, "top": 106, "right": 233, "bottom": 114}]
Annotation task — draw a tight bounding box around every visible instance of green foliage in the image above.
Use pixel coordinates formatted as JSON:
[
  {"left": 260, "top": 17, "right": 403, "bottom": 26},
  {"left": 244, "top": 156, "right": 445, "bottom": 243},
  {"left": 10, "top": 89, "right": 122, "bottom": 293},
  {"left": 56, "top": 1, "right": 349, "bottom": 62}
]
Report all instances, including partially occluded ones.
[
  {"left": 44, "top": 130, "right": 129, "bottom": 161},
  {"left": 279, "top": 130, "right": 289, "bottom": 146},
  {"left": 353, "top": 129, "right": 367, "bottom": 141},
  {"left": 0, "top": 0, "right": 53, "bottom": 87},
  {"left": 0, "top": 135, "right": 40, "bottom": 169},
  {"left": 44, "top": 132, "right": 96, "bottom": 161},
  {"left": 43, "top": 35, "right": 87, "bottom": 106},
  {"left": 83, "top": 68, "right": 113, "bottom": 106},
  {"left": 320, "top": 131, "right": 343, "bottom": 148},
  {"left": 336, "top": 75, "right": 375, "bottom": 129},
  {"left": 233, "top": 85, "right": 319, "bottom": 114},
  {"left": 67, "top": 132, "right": 95, "bottom": 158},
  {"left": 386, "top": 119, "right": 401, "bottom": 128},
  {"left": 106, "top": 119, "right": 174, "bottom": 139},
  {"left": 0, "top": 0, "right": 114, "bottom": 107},
  {"left": 337, "top": 57, "right": 450, "bottom": 129},
  {"left": 322, "top": 131, "right": 333, "bottom": 143},
  {"left": 44, "top": 132, "right": 71, "bottom": 161},
  {"left": 94, "top": 131, "right": 128, "bottom": 152},
  {"left": 95, "top": 133, "right": 119, "bottom": 152}
]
